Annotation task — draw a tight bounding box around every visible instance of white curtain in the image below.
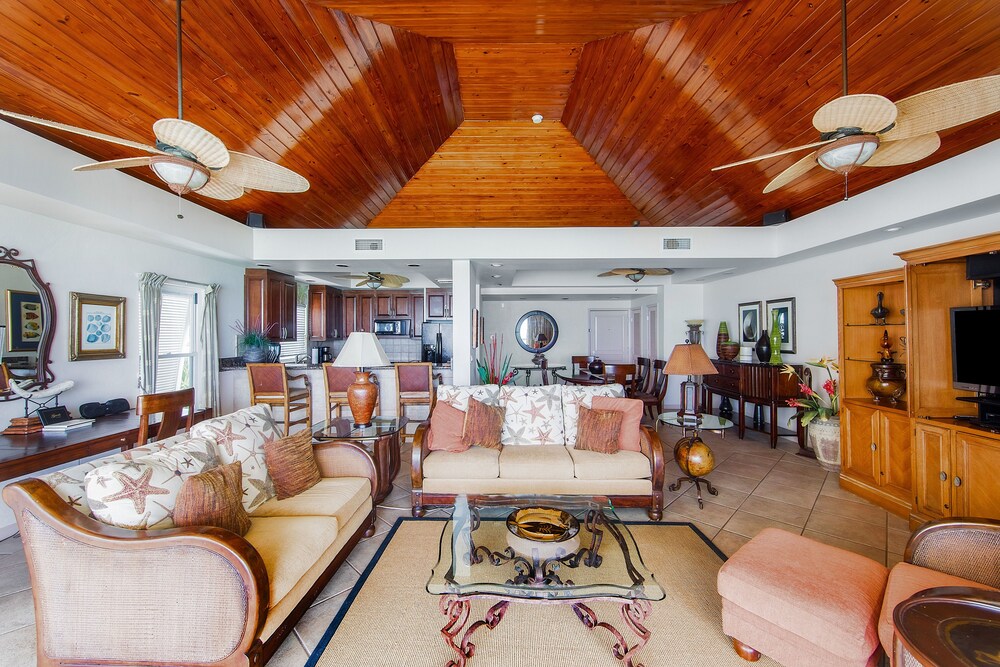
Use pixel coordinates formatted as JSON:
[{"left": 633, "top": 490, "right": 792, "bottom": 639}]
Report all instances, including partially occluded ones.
[
  {"left": 199, "top": 283, "right": 221, "bottom": 415},
  {"left": 138, "top": 272, "right": 168, "bottom": 393}
]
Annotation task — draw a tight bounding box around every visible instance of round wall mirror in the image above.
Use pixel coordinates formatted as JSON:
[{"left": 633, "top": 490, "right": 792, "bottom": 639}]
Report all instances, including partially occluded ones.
[
  {"left": 514, "top": 310, "right": 558, "bottom": 354},
  {"left": 0, "top": 246, "right": 56, "bottom": 400}
]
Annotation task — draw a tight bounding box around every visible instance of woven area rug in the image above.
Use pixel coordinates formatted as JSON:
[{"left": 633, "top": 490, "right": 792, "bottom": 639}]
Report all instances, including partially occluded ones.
[{"left": 306, "top": 519, "right": 779, "bottom": 667}]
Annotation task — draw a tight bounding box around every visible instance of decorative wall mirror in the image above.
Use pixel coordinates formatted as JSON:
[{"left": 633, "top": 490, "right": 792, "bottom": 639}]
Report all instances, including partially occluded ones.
[
  {"left": 0, "top": 246, "right": 56, "bottom": 399},
  {"left": 514, "top": 310, "right": 558, "bottom": 365}
]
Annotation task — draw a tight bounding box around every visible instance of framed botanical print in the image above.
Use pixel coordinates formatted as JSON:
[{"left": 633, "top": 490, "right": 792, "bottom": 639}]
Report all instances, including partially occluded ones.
[
  {"left": 70, "top": 292, "right": 126, "bottom": 361},
  {"left": 737, "top": 301, "right": 762, "bottom": 346},
  {"left": 766, "top": 297, "right": 797, "bottom": 354},
  {"left": 6, "top": 289, "right": 43, "bottom": 351}
]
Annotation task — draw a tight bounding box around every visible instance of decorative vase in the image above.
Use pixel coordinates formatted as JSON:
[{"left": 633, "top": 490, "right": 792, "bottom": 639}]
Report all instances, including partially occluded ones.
[
  {"left": 866, "top": 362, "right": 907, "bottom": 404},
  {"left": 716, "top": 322, "right": 730, "bottom": 358},
  {"left": 242, "top": 346, "right": 267, "bottom": 363},
  {"left": 588, "top": 359, "right": 605, "bottom": 375},
  {"left": 769, "top": 310, "right": 783, "bottom": 364},
  {"left": 755, "top": 330, "right": 771, "bottom": 362},
  {"left": 719, "top": 341, "right": 740, "bottom": 361},
  {"left": 808, "top": 419, "right": 841, "bottom": 473},
  {"left": 870, "top": 291, "right": 889, "bottom": 325}
]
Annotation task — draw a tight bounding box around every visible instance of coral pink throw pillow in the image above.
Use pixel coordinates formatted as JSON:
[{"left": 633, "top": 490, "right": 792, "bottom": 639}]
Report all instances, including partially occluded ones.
[
  {"left": 427, "top": 402, "right": 469, "bottom": 452},
  {"left": 591, "top": 397, "right": 644, "bottom": 452}
]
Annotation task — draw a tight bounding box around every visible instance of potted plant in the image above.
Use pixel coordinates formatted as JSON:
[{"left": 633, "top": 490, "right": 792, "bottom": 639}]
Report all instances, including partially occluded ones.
[
  {"left": 782, "top": 357, "right": 841, "bottom": 472},
  {"left": 476, "top": 334, "right": 515, "bottom": 385},
  {"left": 233, "top": 320, "right": 274, "bottom": 363}
]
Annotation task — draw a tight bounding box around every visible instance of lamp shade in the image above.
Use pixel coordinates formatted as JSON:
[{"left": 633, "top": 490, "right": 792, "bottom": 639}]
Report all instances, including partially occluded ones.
[
  {"left": 664, "top": 343, "right": 718, "bottom": 376},
  {"left": 331, "top": 332, "right": 390, "bottom": 368}
]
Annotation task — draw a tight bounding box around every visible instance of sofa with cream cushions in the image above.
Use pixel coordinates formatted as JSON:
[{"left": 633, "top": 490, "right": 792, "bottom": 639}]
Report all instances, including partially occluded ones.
[
  {"left": 412, "top": 384, "right": 665, "bottom": 519},
  {"left": 2, "top": 404, "right": 379, "bottom": 667}
]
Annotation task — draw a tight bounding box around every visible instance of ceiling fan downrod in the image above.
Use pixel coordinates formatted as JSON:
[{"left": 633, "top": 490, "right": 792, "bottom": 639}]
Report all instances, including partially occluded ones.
[{"left": 175, "top": 0, "right": 184, "bottom": 121}]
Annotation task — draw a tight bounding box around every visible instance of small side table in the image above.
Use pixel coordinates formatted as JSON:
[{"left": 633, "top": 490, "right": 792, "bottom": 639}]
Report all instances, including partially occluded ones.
[
  {"left": 513, "top": 364, "right": 567, "bottom": 385},
  {"left": 658, "top": 412, "right": 733, "bottom": 509},
  {"left": 313, "top": 417, "right": 407, "bottom": 503},
  {"left": 893, "top": 586, "right": 1000, "bottom": 667}
]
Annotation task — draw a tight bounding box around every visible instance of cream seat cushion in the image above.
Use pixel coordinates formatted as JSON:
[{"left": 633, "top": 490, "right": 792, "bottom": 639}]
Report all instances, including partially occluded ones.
[
  {"left": 251, "top": 477, "right": 371, "bottom": 527},
  {"left": 569, "top": 448, "right": 651, "bottom": 480},
  {"left": 499, "top": 445, "right": 574, "bottom": 479},
  {"left": 424, "top": 446, "right": 500, "bottom": 479},
  {"left": 243, "top": 516, "right": 339, "bottom": 612}
]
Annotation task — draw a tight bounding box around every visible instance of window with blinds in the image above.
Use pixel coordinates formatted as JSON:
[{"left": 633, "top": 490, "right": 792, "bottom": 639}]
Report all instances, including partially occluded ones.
[{"left": 156, "top": 288, "right": 197, "bottom": 392}]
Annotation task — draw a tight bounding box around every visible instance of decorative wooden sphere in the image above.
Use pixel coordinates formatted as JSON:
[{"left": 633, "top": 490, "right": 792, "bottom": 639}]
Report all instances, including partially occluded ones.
[{"left": 673, "top": 435, "right": 715, "bottom": 478}]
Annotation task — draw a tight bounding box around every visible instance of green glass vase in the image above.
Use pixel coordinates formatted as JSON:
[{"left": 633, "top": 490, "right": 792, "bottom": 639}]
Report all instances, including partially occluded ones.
[{"left": 768, "top": 309, "right": 783, "bottom": 364}]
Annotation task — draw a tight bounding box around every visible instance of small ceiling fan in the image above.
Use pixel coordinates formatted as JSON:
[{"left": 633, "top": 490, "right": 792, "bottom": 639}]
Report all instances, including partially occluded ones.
[
  {"left": 711, "top": 0, "right": 1000, "bottom": 195},
  {"left": 0, "top": 0, "right": 308, "bottom": 201},
  {"left": 342, "top": 272, "right": 410, "bottom": 289},
  {"left": 598, "top": 268, "right": 674, "bottom": 283}
]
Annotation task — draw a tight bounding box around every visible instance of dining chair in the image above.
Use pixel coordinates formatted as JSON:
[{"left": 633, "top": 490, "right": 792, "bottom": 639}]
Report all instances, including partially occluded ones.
[
  {"left": 136, "top": 387, "right": 194, "bottom": 446},
  {"left": 571, "top": 355, "right": 597, "bottom": 375},
  {"left": 633, "top": 359, "right": 668, "bottom": 420},
  {"left": 395, "top": 362, "right": 441, "bottom": 444},
  {"left": 247, "top": 363, "right": 312, "bottom": 436},
  {"left": 635, "top": 357, "right": 651, "bottom": 395},
  {"left": 603, "top": 363, "right": 636, "bottom": 393}
]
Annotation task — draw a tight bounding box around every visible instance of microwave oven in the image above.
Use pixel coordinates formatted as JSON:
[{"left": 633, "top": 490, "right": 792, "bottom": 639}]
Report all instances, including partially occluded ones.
[{"left": 374, "top": 318, "right": 410, "bottom": 336}]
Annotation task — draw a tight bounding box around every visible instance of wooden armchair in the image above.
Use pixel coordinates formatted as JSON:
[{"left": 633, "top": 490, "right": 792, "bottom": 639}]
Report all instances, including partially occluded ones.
[
  {"left": 633, "top": 359, "right": 668, "bottom": 419},
  {"left": 246, "top": 363, "right": 311, "bottom": 435},
  {"left": 602, "top": 363, "right": 636, "bottom": 393},
  {"left": 136, "top": 387, "right": 194, "bottom": 446}
]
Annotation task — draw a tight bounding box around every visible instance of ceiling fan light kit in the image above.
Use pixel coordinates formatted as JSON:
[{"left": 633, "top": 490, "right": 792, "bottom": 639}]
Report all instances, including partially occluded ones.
[
  {"left": 815, "top": 134, "right": 881, "bottom": 174},
  {"left": 149, "top": 155, "right": 210, "bottom": 194}
]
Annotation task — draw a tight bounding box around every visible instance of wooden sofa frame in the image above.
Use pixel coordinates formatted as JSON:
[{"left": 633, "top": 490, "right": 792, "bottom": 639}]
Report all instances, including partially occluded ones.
[{"left": 410, "top": 422, "right": 665, "bottom": 520}]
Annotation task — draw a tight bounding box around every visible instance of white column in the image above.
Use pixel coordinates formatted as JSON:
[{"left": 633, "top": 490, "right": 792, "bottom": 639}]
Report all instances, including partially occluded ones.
[{"left": 451, "top": 259, "right": 474, "bottom": 384}]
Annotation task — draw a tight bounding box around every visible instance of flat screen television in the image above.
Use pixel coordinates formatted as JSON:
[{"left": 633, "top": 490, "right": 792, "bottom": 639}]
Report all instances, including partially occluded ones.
[{"left": 951, "top": 306, "right": 1000, "bottom": 395}]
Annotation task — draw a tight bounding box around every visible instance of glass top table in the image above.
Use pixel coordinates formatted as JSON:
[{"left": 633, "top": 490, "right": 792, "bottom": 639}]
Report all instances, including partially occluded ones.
[
  {"left": 427, "top": 495, "right": 663, "bottom": 666},
  {"left": 312, "top": 417, "right": 407, "bottom": 503},
  {"left": 658, "top": 411, "right": 733, "bottom": 432},
  {"left": 313, "top": 416, "right": 407, "bottom": 441}
]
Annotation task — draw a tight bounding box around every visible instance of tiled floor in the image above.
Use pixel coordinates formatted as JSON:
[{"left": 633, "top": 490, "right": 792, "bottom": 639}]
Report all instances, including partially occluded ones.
[{"left": 0, "top": 423, "right": 911, "bottom": 665}]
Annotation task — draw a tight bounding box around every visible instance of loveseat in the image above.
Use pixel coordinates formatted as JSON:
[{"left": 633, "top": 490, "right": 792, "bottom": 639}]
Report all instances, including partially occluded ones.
[
  {"left": 411, "top": 384, "right": 664, "bottom": 519},
  {"left": 2, "top": 405, "right": 376, "bottom": 667}
]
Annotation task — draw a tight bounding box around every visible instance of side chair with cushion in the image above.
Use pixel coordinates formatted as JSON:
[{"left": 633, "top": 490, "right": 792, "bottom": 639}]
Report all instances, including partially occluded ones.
[
  {"left": 247, "top": 363, "right": 312, "bottom": 435},
  {"left": 136, "top": 386, "right": 195, "bottom": 446},
  {"left": 634, "top": 359, "right": 668, "bottom": 420},
  {"left": 570, "top": 355, "right": 597, "bottom": 375},
  {"left": 634, "top": 357, "right": 651, "bottom": 395},
  {"left": 603, "top": 363, "right": 636, "bottom": 394},
  {"left": 396, "top": 362, "right": 441, "bottom": 444}
]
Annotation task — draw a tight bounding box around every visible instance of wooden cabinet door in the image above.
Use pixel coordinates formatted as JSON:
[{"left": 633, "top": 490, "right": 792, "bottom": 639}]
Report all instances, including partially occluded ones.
[
  {"left": 878, "top": 410, "right": 911, "bottom": 500},
  {"left": 912, "top": 423, "right": 952, "bottom": 520},
  {"left": 843, "top": 403, "right": 879, "bottom": 487},
  {"left": 411, "top": 296, "right": 424, "bottom": 337},
  {"left": 329, "top": 289, "right": 342, "bottom": 339},
  {"left": 308, "top": 286, "right": 326, "bottom": 340},
  {"left": 952, "top": 431, "right": 1000, "bottom": 517},
  {"left": 342, "top": 293, "right": 358, "bottom": 338},
  {"left": 281, "top": 279, "right": 297, "bottom": 340},
  {"left": 375, "top": 294, "right": 394, "bottom": 317},
  {"left": 393, "top": 294, "right": 411, "bottom": 317},
  {"left": 427, "top": 291, "right": 446, "bottom": 318},
  {"left": 357, "top": 294, "right": 374, "bottom": 332}
]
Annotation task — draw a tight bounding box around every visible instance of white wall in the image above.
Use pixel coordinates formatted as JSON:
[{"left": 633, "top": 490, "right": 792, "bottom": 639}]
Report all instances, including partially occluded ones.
[{"left": 481, "top": 300, "right": 595, "bottom": 373}]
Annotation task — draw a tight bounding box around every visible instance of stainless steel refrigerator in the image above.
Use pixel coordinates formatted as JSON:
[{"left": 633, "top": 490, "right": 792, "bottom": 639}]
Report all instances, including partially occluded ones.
[{"left": 421, "top": 320, "right": 452, "bottom": 365}]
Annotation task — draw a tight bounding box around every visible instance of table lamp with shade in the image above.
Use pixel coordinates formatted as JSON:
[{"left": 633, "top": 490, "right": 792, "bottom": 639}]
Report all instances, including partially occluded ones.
[
  {"left": 664, "top": 343, "right": 718, "bottom": 423},
  {"left": 332, "top": 332, "right": 390, "bottom": 427}
]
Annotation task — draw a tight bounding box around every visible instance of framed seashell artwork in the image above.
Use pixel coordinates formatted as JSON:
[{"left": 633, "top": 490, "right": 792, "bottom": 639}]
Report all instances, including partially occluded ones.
[{"left": 69, "top": 292, "right": 125, "bottom": 361}]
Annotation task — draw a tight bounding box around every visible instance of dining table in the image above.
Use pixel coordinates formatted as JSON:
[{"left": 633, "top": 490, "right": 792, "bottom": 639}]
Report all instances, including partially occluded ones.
[{"left": 554, "top": 372, "right": 609, "bottom": 386}]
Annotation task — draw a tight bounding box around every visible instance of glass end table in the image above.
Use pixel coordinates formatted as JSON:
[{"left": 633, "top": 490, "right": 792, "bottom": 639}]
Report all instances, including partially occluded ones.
[
  {"left": 427, "top": 495, "right": 664, "bottom": 666},
  {"left": 313, "top": 417, "right": 407, "bottom": 503},
  {"left": 657, "top": 412, "right": 733, "bottom": 509}
]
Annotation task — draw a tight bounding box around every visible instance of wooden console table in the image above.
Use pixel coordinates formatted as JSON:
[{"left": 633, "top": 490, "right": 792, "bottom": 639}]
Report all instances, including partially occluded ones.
[
  {"left": 0, "top": 410, "right": 211, "bottom": 483},
  {"left": 701, "top": 359, "right": 807, "bottom": 449}
]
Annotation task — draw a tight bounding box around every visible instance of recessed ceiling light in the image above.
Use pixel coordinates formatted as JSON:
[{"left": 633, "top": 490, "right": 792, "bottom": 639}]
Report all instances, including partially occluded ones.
[
  {"left": 561, "top": 297, "right": 569, "bottom": 300},
  {"left": 531, "top": 114, "right": 543, "bottom": 124},
  {"left": 491, "top": 274, "right": 501, "bottom": 278},
  {"left": 490, "top": 263, "right": 503, "bottom": 267},
  {"left": 407, "top": 263, "right": 420, "bottom": 267},
  {"left": 611, "top": 297, "right": 621, "bottom": 300},
  {"left": 257, "top": 263, "right": 271, "bottom": 268},
  {"left": 886, "top": 226, "right": 902, "bottom": 232},
  {"left": 519, "top": 297, "right": 525, "bottom": 300},
  {"left": 336, "top": 264, "right": 349, "bottom": 268}
]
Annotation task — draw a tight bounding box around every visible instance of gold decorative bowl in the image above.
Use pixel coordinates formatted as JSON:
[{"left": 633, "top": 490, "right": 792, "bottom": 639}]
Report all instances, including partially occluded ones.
[{"left": 506, "top": 506, "right": 580, "bottom": 542}]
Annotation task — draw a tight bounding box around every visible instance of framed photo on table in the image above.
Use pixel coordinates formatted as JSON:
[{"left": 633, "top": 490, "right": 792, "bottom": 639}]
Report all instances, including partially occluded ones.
[
  {"left": 766, "top": 297, "right": 797, "bottom": 354},
  {"left": 737, "top": 301, "right": 762, "bottom": 347},
  {"left": 6, "top": 290, "right": 43, "bottom": 351},
  {"left": 70, "top": 292, "right": 126, "bottom": 361}
]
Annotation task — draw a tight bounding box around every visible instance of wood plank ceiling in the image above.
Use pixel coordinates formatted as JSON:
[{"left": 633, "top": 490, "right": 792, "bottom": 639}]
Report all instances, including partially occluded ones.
[{"left": 0, "top": 0, "right": 998, "bottom": 229}]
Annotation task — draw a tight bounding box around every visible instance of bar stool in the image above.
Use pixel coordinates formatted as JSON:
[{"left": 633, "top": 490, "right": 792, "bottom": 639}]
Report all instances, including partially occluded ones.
[
  {"left": 395, "top": 362, "right": 440, "bottom": 444},
  {"left": 322, "top": 361, "right": 380, "bottom": 422},
  {"left": 136, "top": 387, "right": 194, "bottom": 446},
  {"left": 246, "top": 363, "right": 311, "bottom": 436}
]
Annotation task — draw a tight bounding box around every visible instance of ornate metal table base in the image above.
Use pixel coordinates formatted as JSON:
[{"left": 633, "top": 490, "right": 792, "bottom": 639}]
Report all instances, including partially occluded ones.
[
  {"left": 669, "top": 475, "right": 719, "bottom": 509},
  {"left": 439, "top": 595, "right": 653, "bottom": 667}
]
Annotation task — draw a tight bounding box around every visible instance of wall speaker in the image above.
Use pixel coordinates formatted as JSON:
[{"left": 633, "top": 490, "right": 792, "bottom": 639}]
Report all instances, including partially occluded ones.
[
  {"left": 246, "top": 212, "right": 265, "bottom": 228},
  {"left": 967, "top": 252, "right": 1000, "bottom": 280},
  {"left": 762, "top": 209, "right": 790, "bottom": 226}
]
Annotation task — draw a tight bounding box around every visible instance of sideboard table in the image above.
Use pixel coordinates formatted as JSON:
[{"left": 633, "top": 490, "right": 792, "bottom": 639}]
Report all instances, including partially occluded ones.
[{"left": 313, "top": 417, "right": 407, "bottom": 503}]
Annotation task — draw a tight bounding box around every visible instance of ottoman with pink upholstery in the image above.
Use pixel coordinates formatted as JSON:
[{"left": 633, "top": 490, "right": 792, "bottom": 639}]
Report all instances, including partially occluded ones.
[{"left": 717, "top": 528, "right": 889, "bottom": 667}]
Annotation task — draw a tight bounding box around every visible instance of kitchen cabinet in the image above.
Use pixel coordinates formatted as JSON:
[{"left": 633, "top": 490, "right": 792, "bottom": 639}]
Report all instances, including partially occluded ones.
[
  {"left": 373, "top": 291, "right": 413, "bottom": 318},
  {"left": 307, "top": 285, "right": 342, "bottom": 340},
  {"left": 427, "top": 289, "right": 453, "bottom": 318},
  {"left": 840, "top": 400, "right": 911, "bottom": 517},
  {"left": 244, "top": 269, "right": 297, "bottom": 341},
  {"left": 412, "top": 296, "right": 424, "bottom": 337},
  {"left": 342, "top": 293, "right": 358, "bottom": 338}
]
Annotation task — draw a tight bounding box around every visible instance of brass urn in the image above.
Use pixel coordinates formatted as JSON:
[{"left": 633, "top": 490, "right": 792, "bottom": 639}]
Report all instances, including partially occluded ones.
[{"left": 866, "top": 362, "right": 906, "bottom": 405}]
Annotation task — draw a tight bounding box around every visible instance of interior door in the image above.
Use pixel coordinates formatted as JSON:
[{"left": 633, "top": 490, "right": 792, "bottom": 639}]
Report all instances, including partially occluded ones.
[
  {"left": 589, "top": 309, "right": 630, "bottom": 363},
  {"left": 630, "top": 309, "right": 641, "bottom": 361},
  {"left": 645, "top": 305, "right": 658, "bottom": 358}
]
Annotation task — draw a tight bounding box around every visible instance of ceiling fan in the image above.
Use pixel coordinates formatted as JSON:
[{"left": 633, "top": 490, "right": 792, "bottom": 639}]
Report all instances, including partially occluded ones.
[
  {"left": 711, "top": 0, "right": 1000, "bottom": 195},
  {"left": 0, "top": 0, "right": 308, "bottom": 201},
  {"left": 598, "top": 268, "right": 674, "bottom": 283},
  {"left": 342, "top": 272, "right": 410, "bottom": 290}
]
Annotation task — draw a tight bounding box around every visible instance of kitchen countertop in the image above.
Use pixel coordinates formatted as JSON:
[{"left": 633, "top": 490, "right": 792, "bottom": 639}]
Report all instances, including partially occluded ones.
[{"left": 220, "top": 360, "right": 451, "bottom": 372}]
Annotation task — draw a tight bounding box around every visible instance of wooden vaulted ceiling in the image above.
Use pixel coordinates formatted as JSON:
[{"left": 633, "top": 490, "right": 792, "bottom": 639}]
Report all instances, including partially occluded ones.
[{"left": 0, "top": 0, "right": 998, "bottom": 229}]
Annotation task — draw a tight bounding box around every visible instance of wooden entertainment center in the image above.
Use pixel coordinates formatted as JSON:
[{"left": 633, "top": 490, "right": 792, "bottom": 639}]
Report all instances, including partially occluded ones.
[{"left": 835, "top": 232, "right": 1000, "bottom": 528}]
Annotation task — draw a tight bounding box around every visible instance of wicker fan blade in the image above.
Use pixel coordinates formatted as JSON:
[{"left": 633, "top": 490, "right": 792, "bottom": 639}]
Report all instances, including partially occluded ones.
[
  {"left": 597, "top": 271, "right": 621, "bottom": 277},
  {"left": 763, "top": 152, "right": 819, "bottom": 193},
  {"left": 812, "top": 94, "right": 897, "bottom": 133},
  {"left": 195, "top": 176, "right": 244, "bottom": 201},
  {"left": 0, "top": 109, "right": 166, "bottom": 155},
  {"left": 356, "top": 278, "right": 380, "bottom": 288},
  {"left": 642, "top": 268, "right": 674, "bottom": 276},
  {"left": 863, "top": 133, "right": 941, "bottom": 167},
  {"left": 213, "top": 151, "right": 309, "bottom": 193},
  {"left": 72, "top": 157, "right": 154, "bottom": 172},
  {"left": 152, "top": 118, "right": 230, "bottom": 169},
  {"left": 379, "top": 274, "right": 410, "bottom": 286},
  {"left": 881, "top": 75, "right": 1000, "bottom": 143},
  {"left": 711, "top": 139, "right": 833, "bottom": 171}
]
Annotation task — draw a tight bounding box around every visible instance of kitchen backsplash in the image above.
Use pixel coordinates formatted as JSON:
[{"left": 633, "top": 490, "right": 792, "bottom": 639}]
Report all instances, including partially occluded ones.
[{"left": 315, "top": 337, "right": 423, "bottom": 363}]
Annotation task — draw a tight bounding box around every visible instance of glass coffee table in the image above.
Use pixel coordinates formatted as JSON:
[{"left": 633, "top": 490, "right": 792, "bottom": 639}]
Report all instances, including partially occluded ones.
[
  {"left": 427, "top": 495, "right": 665, "bottom": 667},
  {"left": 313, "top": 417, "right": 407, "bottom": 503}
]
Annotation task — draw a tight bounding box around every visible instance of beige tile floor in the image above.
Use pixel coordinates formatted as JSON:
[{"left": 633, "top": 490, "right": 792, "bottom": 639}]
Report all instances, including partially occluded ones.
[{"left": 0, "top": 423, "right": 912, "bottom": 665}]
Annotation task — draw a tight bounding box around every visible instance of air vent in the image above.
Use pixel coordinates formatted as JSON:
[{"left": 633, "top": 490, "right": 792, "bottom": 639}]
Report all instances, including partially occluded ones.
[
  {"left": 355, "top": 239, "right": 383, "bottom": 251},
  {"left": 663, "top": 238, "right": 692, "bottom": 250}
]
